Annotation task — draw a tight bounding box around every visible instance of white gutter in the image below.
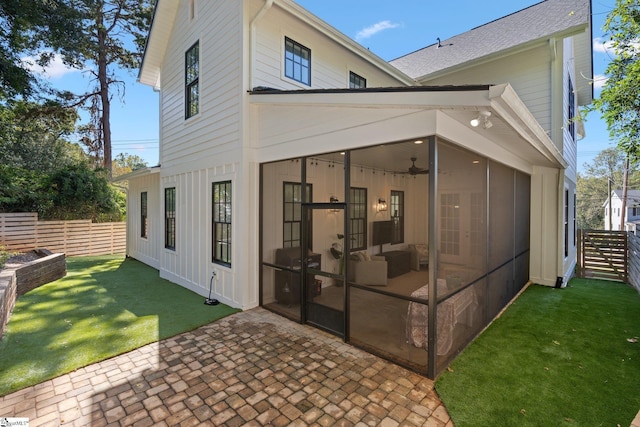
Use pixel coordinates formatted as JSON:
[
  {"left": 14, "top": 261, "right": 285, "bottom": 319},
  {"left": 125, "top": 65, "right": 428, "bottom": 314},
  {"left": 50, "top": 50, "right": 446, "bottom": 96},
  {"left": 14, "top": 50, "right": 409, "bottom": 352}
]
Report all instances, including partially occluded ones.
[
  {"left": 249, "top": 0, "right": 274, "bottom": 90},
  {"left": 111, "top": 166, "right": 161, "bottom": 183}
]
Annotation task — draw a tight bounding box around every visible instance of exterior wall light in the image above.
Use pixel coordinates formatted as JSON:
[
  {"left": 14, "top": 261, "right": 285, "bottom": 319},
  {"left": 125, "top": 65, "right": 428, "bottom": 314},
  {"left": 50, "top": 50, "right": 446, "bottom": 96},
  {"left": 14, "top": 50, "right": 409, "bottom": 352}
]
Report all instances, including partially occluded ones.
[
  {"left": 377, "top": 198, "right": 388, "bottom": 212},
  {"left": 470, "top": 111, "right": 493, "bottom": 129},
  {"left": 329, "top": 196, "right": 340, "bottom": 212}
]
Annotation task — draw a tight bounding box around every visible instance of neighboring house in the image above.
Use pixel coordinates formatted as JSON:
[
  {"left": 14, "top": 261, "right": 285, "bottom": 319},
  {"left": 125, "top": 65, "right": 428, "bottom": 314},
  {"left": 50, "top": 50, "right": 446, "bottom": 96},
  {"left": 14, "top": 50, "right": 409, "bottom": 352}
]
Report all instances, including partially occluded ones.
[
  {"left": 603, "top": 189, "right": 640, "bottom": 233},
  {"left": 117, "top": 0, "right": 592, "bottom": 377}
]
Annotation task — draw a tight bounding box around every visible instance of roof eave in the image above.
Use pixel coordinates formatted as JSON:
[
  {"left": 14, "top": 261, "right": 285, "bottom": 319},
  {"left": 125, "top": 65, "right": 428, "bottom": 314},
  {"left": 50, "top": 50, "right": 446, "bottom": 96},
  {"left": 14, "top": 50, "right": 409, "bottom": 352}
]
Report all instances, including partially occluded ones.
[
  {"left": 138, "top": 0, "right": 179, "bottom": 89},
  {"left": 489, "top": 83, "right": 567, "bottom": 168},
  {"left": 111, "top": 166, "right": 161, "bottom": 183},
  {"left": 414, "top": 24, "right": 591, "bottom": 85}
]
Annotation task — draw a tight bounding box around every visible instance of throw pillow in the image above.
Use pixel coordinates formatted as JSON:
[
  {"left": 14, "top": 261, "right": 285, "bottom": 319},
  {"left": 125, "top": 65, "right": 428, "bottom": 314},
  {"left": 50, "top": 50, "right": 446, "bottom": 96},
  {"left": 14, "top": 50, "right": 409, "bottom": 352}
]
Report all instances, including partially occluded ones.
[
  {"left": 415, "top": 244, "right": 428, "bottom": 256},
  {"left": 363, "top": 252, "right": 372, "bottom": 261}
]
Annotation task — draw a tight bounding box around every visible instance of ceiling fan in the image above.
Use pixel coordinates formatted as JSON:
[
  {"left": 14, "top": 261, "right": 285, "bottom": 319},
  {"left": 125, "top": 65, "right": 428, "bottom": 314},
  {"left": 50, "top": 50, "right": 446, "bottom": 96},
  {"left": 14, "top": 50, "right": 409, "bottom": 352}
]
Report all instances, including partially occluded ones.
[{"left": 406, "top": 157, "right": 429, "bottom": 175}]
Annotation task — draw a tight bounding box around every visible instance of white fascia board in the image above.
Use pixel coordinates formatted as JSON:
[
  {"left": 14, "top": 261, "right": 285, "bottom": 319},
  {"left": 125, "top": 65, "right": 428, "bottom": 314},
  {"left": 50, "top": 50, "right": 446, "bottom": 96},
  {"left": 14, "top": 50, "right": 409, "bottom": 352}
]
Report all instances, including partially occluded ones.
[
  {"left": 489, "top": 84, "right": 567, "bottom": 169},
  {"left": 250, "top": 89, "right": 490, "bottom": 110},
  {"left": 111, "top": 166, "right": 161, "bottom": 183},
  {"left": 274, "top": 0, "right": 415, "bottom": 86},
  {"left": 138, "top": 0, "right": 179, "bottom": 89}
]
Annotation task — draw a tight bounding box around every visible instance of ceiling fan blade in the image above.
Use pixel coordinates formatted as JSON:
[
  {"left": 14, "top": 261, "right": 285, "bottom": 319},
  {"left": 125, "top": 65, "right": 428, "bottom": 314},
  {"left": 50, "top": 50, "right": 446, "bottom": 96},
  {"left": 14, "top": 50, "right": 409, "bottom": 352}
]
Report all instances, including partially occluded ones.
[{"left": 408, "top": 157, "right": 429, "bottom": 175}]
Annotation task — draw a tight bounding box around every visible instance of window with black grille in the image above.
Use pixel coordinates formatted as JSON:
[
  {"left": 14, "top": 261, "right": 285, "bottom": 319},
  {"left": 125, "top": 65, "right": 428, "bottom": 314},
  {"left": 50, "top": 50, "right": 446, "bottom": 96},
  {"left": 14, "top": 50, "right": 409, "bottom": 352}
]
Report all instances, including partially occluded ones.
[
  {"left": 141, "top": 191, "right": 148, "bottom": 239},
  {"left": 349, "top": 187, "right": 367, "bottom": 250},
  {"left": 185, "top": 41, "right": 199, "bottom": 119},
  {"left": 390, "top": 190, "right": 404, "bottom": 244},
  {"left": 349, "top": 71, "right": 366, "bottom": 89},
  {"left": 213, "top": 181, "right": 232, "bottom": 266},
  {"left": 165, "top": 187, "right": 176, "bottom": 250},
  {"left": 285, "top": 37, "right": 311, "bottom": 85},
  {"left": 283, "top": 182, "right": 312, "bottom": 248}
]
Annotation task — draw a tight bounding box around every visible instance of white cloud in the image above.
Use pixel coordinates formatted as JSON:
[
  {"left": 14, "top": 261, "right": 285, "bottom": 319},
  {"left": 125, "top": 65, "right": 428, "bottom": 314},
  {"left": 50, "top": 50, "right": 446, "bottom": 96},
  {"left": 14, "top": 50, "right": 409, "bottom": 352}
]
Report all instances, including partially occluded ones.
[
  {"left": 593, "top": 74, "right": 608, "bottom": 90},
  {"left": 21, "top": 52, "right": 80, "bottom": 79},
  {"left": 355, "top": 20, "right": 400, "bottom": 42},
  {"left": 593, "top": 37, "right": 640, "bottom": 55},
  {"left": 593, "top": 37, "right": 614, "bottom": 54}
]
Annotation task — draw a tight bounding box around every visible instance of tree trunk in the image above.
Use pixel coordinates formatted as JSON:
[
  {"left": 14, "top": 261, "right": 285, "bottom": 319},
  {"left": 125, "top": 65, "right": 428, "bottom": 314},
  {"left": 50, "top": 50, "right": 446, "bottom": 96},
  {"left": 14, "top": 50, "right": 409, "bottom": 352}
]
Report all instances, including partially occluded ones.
[{"left": 97, "top": 3, "right": 112, "bottom": 177}]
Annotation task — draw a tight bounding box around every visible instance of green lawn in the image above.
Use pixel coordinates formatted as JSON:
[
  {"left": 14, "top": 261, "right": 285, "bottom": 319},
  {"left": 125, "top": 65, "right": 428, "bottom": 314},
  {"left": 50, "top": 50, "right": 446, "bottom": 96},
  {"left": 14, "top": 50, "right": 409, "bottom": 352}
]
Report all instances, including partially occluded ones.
[
  {"left": 0, "top": 256, "right": 239, "bottom": 396},
  {"left": 436, "top": 278, "right": 640, "bottom": 427}
]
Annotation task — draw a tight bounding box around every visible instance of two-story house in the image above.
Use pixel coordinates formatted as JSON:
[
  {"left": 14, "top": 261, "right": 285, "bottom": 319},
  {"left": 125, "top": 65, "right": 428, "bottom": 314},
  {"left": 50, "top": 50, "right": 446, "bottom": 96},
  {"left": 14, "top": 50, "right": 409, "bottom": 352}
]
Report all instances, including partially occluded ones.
[
  {"left": 604, "top": 189, "right": 640, "bottom": 233},
  {"left": 118, "top": 0, "right": 592, "bottom": 377}
]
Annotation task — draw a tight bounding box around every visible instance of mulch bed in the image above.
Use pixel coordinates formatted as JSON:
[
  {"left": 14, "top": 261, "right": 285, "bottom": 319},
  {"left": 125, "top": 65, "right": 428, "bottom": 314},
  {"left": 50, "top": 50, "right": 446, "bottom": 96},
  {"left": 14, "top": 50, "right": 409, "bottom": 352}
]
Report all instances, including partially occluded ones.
[{"left": 2, "top": 251, "right": 41, "bottom": 271}]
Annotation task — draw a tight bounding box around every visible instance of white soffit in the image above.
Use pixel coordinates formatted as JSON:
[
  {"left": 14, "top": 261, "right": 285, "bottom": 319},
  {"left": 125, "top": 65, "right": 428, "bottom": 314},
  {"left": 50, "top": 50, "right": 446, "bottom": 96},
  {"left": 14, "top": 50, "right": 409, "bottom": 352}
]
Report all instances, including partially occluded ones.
[
  {"left": 138, "top": 0, "right": 179, "bottom": 89},
  {"left": 251, "top": 84, "right": 564, "bottom": 169}
]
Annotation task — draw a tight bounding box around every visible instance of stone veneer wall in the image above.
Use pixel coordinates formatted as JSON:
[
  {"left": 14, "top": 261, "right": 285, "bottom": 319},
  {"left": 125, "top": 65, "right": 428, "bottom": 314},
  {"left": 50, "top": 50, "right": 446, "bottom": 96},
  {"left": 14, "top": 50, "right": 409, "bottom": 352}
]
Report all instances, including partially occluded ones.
[{"left": 0, "top": 250, "right": 66, "bottom": 338}]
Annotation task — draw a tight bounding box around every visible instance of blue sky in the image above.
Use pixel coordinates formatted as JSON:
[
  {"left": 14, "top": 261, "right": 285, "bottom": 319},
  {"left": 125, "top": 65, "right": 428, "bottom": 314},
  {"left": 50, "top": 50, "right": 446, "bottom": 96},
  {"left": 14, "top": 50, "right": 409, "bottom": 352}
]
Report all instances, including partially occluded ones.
[{"left": 34, "top": 0, "right": 615, "bottom": 172}]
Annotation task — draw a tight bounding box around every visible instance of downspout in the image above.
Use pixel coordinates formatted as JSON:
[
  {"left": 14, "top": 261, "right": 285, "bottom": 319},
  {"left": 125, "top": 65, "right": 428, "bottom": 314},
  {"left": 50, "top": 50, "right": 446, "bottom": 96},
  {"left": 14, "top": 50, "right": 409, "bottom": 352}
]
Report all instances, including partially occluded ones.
[
  {"left": 549, "top": 36, "right": 565, "bottom": 288},
  {"left": 557, "top": 168, "right": 565, "bottom": 288},
  {"left": 249, "top": 0, "right": 274, "bottom": 90}
]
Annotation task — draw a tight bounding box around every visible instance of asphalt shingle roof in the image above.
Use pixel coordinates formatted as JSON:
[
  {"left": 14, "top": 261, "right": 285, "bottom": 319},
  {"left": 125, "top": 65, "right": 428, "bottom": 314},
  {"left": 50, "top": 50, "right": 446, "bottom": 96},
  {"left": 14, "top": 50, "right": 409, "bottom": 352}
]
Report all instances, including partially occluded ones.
[{"left": 390, "top": 0, "right": 591, "bottom": 80}]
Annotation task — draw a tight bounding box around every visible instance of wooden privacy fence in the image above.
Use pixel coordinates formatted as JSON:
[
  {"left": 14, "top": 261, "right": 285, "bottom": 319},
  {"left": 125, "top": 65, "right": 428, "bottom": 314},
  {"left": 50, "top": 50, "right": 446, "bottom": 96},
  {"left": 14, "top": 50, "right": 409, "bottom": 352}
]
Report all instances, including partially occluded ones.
[
  {"left": 577, "top": 229, "right": 628, "bottom": 283},
  {"left": 0, "top": 212, "right": 125, "bottom": 256},
  {"left": 629, "top": 232, "right": 640, "bottom": 293}
]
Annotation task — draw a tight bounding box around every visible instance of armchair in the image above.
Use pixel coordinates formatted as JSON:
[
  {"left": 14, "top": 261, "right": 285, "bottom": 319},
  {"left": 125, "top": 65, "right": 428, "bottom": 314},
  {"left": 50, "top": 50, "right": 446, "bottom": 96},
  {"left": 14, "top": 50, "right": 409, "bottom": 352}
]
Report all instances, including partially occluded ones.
[
  {"left": 348, "top": 252, "right": 388, "bottom": 286},
  {"left": 408, "top": 244, "right": 429, "bottom": 271}
]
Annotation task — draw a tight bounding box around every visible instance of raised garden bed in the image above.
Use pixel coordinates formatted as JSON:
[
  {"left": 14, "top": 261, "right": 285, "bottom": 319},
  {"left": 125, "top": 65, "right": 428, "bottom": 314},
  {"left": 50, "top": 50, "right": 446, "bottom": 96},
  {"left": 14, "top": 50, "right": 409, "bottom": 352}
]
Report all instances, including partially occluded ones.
[{"left": 0, "top": 249, "right": 66, "bottom": 339}]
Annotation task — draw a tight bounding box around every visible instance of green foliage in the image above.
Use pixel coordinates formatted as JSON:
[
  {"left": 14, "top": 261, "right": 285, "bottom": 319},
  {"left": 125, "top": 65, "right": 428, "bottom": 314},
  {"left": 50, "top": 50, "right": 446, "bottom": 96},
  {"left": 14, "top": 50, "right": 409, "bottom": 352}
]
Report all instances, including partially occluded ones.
[
  {"left": 0, "top": 100, "right": 80, "bottom": 173},
  {"left": 589, "top": 0, "right": 640, "bottom": 161},
  {"left": 113, "top": 152, "right": 148, "bottom": 178},
  {"left": 0, "top": 1, "right": 146, "bottom": 220},
  {"left": 60, "top": 0, "right": 155, "bottom": 173},
  {"left": 0, "top": 245, "right": 14, "bottom": 269},
  {"left": 0, "top": 165, "right": 51, "bottom": 215},
  {"left": 0, "top": 0, "right": 82, "bottom": 97},
  {"left": 577, "top": 147, "right": 640, "bottom": 229},
  {"left": 43, "top": 164, "right": 125, "bottom": 222},
  {"left": 0, "top": 99, "right": 125, "bottom": 221},
  {"left": 0, "top": 161, "right": 125, "bottom": 222}
]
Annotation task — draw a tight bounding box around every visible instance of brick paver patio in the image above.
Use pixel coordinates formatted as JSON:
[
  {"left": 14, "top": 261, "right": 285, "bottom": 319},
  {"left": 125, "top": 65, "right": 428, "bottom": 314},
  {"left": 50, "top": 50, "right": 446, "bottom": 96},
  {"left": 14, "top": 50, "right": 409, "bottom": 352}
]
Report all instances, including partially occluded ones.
[{"left": 0, "top": 307, "right": 451, "bottom": 426}]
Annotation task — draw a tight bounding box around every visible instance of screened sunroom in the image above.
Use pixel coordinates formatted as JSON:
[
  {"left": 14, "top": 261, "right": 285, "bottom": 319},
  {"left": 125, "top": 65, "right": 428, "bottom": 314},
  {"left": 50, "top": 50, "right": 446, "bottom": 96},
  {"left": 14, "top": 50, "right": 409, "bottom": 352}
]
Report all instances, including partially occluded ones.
[
  {"left": 259, "top": 135, "right": 530, "bottom": 377},
  {"left": 253, "top": 85, "right": 564, "bottom": 377}
]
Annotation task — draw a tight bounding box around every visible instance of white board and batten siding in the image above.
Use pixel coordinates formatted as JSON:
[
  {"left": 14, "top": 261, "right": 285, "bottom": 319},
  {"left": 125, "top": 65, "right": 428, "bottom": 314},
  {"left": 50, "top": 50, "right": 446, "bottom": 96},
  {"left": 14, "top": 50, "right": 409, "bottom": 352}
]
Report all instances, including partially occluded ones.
[
  {"left": 148, "top": 1, "right": 251, "bottom": 308},
  {"left": 157, "top": 162, "right": 258, "bottom": 310},
  {"left": 126, "top": 172, "right": 161, "bottom": 269}
]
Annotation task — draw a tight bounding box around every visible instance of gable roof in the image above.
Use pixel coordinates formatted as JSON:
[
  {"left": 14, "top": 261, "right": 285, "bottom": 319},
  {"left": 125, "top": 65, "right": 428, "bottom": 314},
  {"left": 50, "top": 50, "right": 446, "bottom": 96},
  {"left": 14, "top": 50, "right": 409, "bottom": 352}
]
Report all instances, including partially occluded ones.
[
  {"left": 389, "top": 0, "right": 592, "bottom": 105},
  {"left": 603, "top": 190, "right": 640, "bottom": 208},
  {"left": 614, "top": 190, "right": 640, "bottom": 204},
  {"left": 138, "top": 0, "right": 414, "bottom": 89}
]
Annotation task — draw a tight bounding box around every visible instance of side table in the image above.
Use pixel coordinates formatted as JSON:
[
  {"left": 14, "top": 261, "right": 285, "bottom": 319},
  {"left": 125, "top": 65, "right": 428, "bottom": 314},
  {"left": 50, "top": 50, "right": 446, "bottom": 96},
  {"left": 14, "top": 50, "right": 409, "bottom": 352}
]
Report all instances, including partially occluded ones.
[{"left": 380, "top": 250, "right": 411, "bottom": 278}]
